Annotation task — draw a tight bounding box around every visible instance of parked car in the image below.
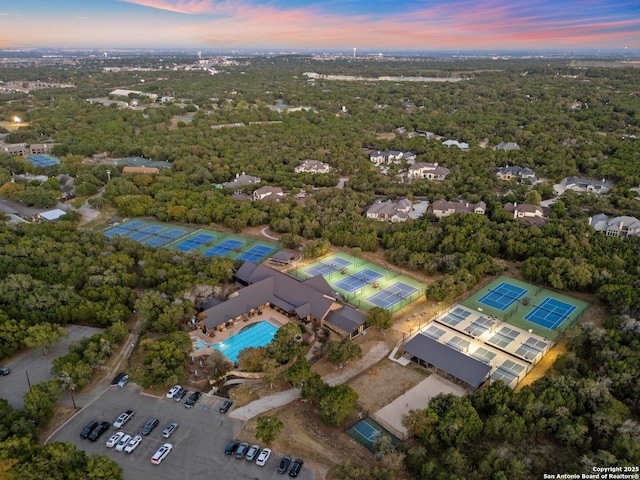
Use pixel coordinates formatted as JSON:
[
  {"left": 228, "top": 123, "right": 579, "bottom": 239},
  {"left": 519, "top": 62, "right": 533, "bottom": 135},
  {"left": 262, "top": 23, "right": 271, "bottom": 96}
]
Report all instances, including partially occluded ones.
[
  {"left": 141, "top": 417, "right": 159, "bottom": 436},
  {"left": 161, "top": 422, "right": 178, "bottom": 438},
  {"left": 110, "top": 372, "right": 126, "bottom": 385},
  {"left": 184, "top": 391, "right": 201, "bottom": 408},
  {"left": 174, "top": 387, "right": 187, "bottom": 402},
  {"left": 235, "top": 442, "right": 249, "bottom": 459},
  {"left": 115, "top": 434, "right": 132, "bottom": 452},
  {"left": 88, "top": 421, "right": 110, "bottom": 441},
  {"left": 219, "top": 399, "right": 233, "bottom": 413},
  {"left": 0, "top": 367, "right": 10, "bottom": 376},
  {"left": 166, "top": 385, "right": 181, "bottom": 399},
  {"left": 106, "top": 431, "right": 125, "bottom": 448},
  {"left": 277, "top": 456, "right": 292, "bottom": 474},
  {"left": 256, "top": 448, "right": 271, "bottom": 466},
  {"left": 245, "top": 444, "right": 260, "bottom": 462},
  {"left": 117, "top": 374, "right": 130, "bottom": 388},
  {"left": 289, "top": 459, "right": 304, "bottom": 477},
  {"left": 124, "top": 435, "right": 142, "bottom": 453},
  {"left": 80, "top": 421, "right": 99, "bottom": 439},
  {"left": 113, "top": 410, "right": 134, "bottom": 429},
  {"left": 150, "top": 443, "right": 173, "bottom": 464},
  {"left": 224, "top": 440, "right": 240, "bottom": 455}
]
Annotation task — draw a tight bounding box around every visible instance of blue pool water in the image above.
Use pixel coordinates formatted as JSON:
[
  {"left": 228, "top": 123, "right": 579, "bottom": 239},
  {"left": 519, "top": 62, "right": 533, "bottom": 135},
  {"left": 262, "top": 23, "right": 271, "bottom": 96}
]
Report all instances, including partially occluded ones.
[{"left": 194, "top": 321, "right": 279, "bottom": 364}]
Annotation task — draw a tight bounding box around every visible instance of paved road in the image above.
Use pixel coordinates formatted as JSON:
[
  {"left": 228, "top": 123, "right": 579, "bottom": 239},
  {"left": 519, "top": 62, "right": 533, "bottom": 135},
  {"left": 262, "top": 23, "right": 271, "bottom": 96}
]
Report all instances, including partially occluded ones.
[
  {"left": 48, "top": 386, "right": 315, "bottom": 480},
  {"left": 0, "top": 325, "right": 102, "bottom": 409}
]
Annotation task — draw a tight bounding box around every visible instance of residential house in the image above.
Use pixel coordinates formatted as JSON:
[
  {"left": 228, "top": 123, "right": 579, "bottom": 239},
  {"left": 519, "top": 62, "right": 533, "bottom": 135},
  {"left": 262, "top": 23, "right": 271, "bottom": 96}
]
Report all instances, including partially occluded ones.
[
  {"left": 222, "top": 172, "right": 261, "bottom": 189},
  {"left": 589, "top": 214, "right": 640, "bottom": 238},
  {"left": 403, "top": 152, "right": 417, "bottom": 164},
  {"left": 253, "top": 186, "right": 284, "bottom": 201},
  {"left": 564, "top": 176, "right": 613, "bottom": 195},
  {"left": 407, "top": 162, "right": 450, "bottom": 181},
  {"left": 366, "top": 198, "right": 413, "bottom": 223},
  {"left": 0, "top": 143, "right": 55, "bottom": 156},
  {"left": 496, "top": 165, "right": 537, "bottom": 183},
  {"left": 503, "top": 202, "right": 547, "bottom": 227},
  {"left": 294, "top": 159, "right": 331, "bottom": 174},
  {"left": 369, "top": 150, "right": 404, "bottom": 165},
  {"left": 494, "top": 142, "right": 521, "bottom": 151},
  {"left": 200, "top": 261, "right": 366, "bottom": 338},
  {"left": 430, "top": 200, "right": 486, "bottom": 218},
  {"left": 442, "top": 139, "right": 469, "bottom": 150}
]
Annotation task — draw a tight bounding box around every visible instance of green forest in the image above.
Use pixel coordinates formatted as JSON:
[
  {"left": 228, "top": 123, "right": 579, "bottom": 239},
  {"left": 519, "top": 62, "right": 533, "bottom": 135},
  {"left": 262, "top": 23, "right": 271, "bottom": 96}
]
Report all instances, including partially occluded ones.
[{"left": 1, "top": 54, "right": 639, "bottom": 479}]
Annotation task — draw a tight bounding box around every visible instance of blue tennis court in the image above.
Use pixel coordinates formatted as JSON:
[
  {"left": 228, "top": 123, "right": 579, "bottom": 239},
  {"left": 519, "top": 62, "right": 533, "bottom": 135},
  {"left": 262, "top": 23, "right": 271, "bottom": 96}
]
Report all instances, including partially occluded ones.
[
  {"left": 204, "top": 239, "right": 244, "bottom": 257},
  {"left": 478, "top": 282, "right": 528, "bottom": 311},
  {"left": 104, "top": 220, "right": 147, "bottom": 237},
  {"left": 367, "top": 282, "right": 419, "bottom": 309},
  {"left": 352, "top": 420, "right": 380, "bottom": 442},
  {"left": 305, "top": 257, "right": 352, "bottom": 277},
  {"left": 334, "top": 268, "right": 384, "bottom": 293},
  {"left": 141, "top": 228, "right": 186, "bottom": 247},
  {"left": 26, "top": 154, "right": 60, "bottom": 167},
  {"left": 236, "top": 245, "right": 274, "bottom": 263},
  {"left": 347, "top": 417, "right": 398, "bottom": 453},
  {"left": 524, "top": 297, "right": 576, "bottom": 330},
  {"left": 174, "top": 233, "right": 216, "bottom": 252}
]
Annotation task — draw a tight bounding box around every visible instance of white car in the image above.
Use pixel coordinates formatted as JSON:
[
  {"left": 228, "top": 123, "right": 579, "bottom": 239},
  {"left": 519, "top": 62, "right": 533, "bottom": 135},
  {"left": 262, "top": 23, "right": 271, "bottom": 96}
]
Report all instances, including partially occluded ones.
[
  {"left": 255, "top": 448, "right": 271, "bottom": 466},
  {"left": 113, "top": 410, "right": 134, "bottom": 429},
  {"left": 124, "top": 435, "right": 142, "bottom": 454},
  {"left": 115, "top": 434, "right": 132, "bottom": 452},
  {"left": 166, "top": 385, "right": 181, "bottom": 399},
  {"left": 161, "top": 422, "right": 178, "bottom": 438},
  {"left": 150, "top": 443, "right": 173, "bottom": 464},
  {"left": 105, "top": 431, "right": 124, "bottom": 448}
]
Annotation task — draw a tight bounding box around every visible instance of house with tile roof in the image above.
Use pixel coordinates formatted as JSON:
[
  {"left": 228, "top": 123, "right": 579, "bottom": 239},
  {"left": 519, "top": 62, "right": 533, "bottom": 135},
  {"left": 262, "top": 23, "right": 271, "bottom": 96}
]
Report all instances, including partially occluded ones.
[
  {"left": 222, "top": 172, "right": 261, "bottom": 189},
  {"left": 442, "top": 139, "right": 469, "bottom": 150},
  {"left": 564, "top": 176, "right": 613, "bottom": 195},
  {"left": 369, "top": 150, "right": 405, "bottom": 165},
  {"left": 366, "top": 198, "right": 413, "bottom": 222},
  {"left": 503, "top": 202, "right": 547, "bottom": 227},
  {"left": 496, "top": 165, "right": 537, "bottom": 184},
  {"left": 430, "top": 200, "right": 486, "bottom": 218},
  {"left": 589, "top": 214, "right": 640, "bottom": 238},
  {"left": 253, "top": 186, "right": 284, "bottom": 201},
  {"left": 294, "top": 159, "right": 331, "bottom": 174},
  {"left": 407, "top": 162, "right": 450, "bottom": 181},
  {"left": 493, "top": 142, "right": 521, "bottom": 151}
]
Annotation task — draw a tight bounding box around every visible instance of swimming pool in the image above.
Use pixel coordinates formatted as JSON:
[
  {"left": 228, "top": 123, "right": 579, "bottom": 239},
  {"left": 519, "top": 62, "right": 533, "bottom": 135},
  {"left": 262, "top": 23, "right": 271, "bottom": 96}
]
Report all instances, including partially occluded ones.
[{"left": 195, "top": 321, "right": 279, "bottom": 364}]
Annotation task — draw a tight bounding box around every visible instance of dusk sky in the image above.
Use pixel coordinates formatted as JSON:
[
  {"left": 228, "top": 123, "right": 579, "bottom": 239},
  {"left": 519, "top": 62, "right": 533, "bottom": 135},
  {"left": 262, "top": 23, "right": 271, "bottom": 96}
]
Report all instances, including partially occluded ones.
[{"left": 1, "top": 0, "right": 639, "bottom": 52}]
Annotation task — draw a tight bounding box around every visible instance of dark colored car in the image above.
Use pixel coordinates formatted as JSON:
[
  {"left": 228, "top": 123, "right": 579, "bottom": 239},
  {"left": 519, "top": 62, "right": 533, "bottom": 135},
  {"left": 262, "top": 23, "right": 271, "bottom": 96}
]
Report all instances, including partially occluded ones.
[
  {"left": 80, "top": 421, "right": 99, "bottom": 439},
  {"left": 219, "top": 399, "right": 233, "bottom": 413},
  {"left": 88, "top": 421, "right": 110, "bottom": 441},
  {"left": 174, "top": 388, "right": 187, "bottom": 402},
  {"left": 277, "top": 456, "right": 292, "bottom": 474},
  {"left": 141, "top": 417, "right": 159, "bottom": 436},
  {"left": 224, "top": 440, "right": 240, "bottom": 455},
  {"left": 0, "top": 367, "right": 10, "bottom": 376},
  {"left": 110, "top": 372, "right": 127, "bottom": 385},
  {"left": 289, "top": 458, "right": 304, "bottom": 477},
  {"left": 184, "top": 391, "right": 201, "bottom": 408},
  {"left": 235, "top": 442, "right": 249, "bottom": 459}
]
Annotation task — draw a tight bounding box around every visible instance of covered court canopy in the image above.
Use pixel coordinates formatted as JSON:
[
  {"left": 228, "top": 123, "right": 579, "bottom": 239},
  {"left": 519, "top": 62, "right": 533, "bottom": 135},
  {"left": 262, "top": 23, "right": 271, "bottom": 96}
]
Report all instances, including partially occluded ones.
[{"left": 404, "top": 334, "right": 491, "bottom": 389}]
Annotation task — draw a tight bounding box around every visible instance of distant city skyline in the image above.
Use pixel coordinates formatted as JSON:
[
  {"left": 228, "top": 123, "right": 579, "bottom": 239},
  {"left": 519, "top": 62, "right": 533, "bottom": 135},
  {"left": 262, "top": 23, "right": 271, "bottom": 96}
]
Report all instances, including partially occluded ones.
[{"left": 1, "top": 0, "right": 638, "bottom": 51}]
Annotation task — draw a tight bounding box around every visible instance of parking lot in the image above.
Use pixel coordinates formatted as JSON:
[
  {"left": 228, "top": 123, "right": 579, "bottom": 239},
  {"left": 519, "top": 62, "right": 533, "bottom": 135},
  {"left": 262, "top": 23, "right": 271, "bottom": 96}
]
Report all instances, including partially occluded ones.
[{"left": 49, "top": 386, "right": 315, "bottom": 480}]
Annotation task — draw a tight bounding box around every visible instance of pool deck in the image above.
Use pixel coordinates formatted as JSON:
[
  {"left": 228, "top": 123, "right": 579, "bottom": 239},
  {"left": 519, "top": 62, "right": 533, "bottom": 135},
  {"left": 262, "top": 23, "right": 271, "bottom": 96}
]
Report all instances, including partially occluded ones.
[{"left": 189, "top": 308, "right": 291, "bottom": 356}]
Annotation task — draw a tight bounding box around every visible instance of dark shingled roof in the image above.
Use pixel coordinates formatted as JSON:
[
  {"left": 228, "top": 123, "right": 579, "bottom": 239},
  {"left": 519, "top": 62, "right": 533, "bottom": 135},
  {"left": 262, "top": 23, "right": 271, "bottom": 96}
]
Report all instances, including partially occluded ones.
[
  {"left": 203, "top": 262, "right": 339, "bottom": 330},
  {"left": 325, "top": 307, "right": 366, "bottom": 335},
  {"left": 403, "top": 334, "right": 491, "bottom": 388}
]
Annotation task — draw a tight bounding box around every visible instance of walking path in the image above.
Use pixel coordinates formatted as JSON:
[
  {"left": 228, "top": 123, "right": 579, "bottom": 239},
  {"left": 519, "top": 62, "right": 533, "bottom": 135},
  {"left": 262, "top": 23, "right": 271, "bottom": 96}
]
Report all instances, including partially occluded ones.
[
  {"left": 260, "top": 227, "right": 279, "bottom": 240},
  {"left": 229, "top": 341, "right": 389, "bottom": 420}
]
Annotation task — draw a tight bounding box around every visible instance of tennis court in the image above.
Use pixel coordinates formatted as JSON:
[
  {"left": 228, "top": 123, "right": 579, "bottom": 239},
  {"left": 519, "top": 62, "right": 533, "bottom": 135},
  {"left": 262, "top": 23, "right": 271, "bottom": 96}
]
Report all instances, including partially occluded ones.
[
  {"left": 465, "top": 316, "right": 494, "bottom": 337},
  {"left": 347, "top": 417, "right": 398, "bottom": 453},
  {"left": 478, "top": 282, "right": 528, "bottom": 311},
  {"left": 236, "top": 245, "right": 274, "bottom": 263},
  {"left": 128, "top": 224, "right": 165, "bottom": 241},
  {"left": 487, "top": 325, "right": 520, "bottom": 349},
  {"left": 26, "top": 154, "right": 60, "bottom": 167},
  {"left": 305, "top": 257, "right": 352, "bottom": 277},
  {"left": 334, "top": 268, "right": 384, "bottom": 293},
  {"left": 524, "top": 297, "right": 576, "bottom": 330},
  {"left": 103, "top": 220, "right": 147, "bottom": 237},
  {"left": 173, "top": 233, "right": 216, "bottom": 252},
  {"left": 367, "top": 282, "right": 418, "bottom": 309},
  {"left": 204, "top": 239, "right": 244, "bottom": 258},
  {"left": 141, "top": 228, "right": 186, "bottom": 247},
  {"left": 514, "top": 337, "right": 549, "bottom": 361},
  {"left": 437, "top": 307, "right": 472, "bottom": 327}
]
